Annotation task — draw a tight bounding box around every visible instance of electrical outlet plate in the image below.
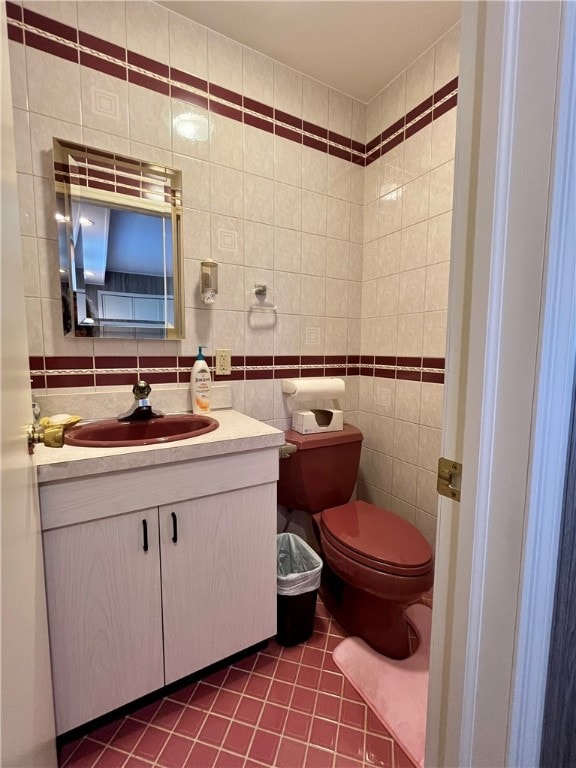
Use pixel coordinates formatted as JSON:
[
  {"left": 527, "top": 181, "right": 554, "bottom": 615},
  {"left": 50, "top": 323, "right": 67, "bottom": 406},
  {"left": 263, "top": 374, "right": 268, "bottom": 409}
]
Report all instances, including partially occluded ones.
[{"left": 215, "top": 348, "right": 231, "bottom": 375}]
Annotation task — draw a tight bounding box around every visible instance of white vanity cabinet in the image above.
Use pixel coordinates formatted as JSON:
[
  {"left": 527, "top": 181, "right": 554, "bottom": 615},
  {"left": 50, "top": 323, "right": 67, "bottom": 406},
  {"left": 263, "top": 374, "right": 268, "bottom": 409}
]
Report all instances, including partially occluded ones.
[
  {"left": 42, "top": 507, "right": 165, "bottom": 734},
  {"left": 161, "top": 484, "right": 277, "bottom": 685},
  {"left": 39, "top": 446, "right": 279, "bottom": 735}
]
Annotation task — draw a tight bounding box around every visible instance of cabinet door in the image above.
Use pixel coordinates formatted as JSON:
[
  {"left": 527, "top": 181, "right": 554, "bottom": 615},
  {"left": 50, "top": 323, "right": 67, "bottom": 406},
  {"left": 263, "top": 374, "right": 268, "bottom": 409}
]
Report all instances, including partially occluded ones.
[
  {"left": 161, "top": 483, "right": 277, "bottom": 684},
  {"left": 43, "top": 509, "right": 164, "bottom": 734}
]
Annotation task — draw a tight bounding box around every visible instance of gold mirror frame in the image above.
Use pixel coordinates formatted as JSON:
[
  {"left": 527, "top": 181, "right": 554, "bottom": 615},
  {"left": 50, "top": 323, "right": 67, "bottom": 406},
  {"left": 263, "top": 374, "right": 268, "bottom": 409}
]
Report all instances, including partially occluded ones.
[{"left": 53, "top": 138, "right": 184, "bottom": 340}]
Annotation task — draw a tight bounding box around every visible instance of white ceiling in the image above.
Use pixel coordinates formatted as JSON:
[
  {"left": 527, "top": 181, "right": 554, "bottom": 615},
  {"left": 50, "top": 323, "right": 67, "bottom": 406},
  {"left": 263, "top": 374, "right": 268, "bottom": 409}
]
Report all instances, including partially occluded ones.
[{"left": 159, "top": 1, "right": 461, "bottom": 103}]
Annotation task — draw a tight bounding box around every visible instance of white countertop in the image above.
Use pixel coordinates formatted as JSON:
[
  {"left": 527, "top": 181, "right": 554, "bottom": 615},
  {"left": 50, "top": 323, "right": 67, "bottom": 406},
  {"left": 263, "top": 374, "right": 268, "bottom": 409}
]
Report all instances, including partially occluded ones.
[{"left": 35, "top": 410, "right": 284, "bottom": 484}]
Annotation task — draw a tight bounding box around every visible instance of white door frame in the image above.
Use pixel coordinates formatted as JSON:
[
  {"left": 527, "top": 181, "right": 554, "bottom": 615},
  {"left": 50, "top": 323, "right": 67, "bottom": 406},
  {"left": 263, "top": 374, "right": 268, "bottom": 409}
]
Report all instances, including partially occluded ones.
[{"left": 426, "top": 2, "right": 575, "bottom": 766}]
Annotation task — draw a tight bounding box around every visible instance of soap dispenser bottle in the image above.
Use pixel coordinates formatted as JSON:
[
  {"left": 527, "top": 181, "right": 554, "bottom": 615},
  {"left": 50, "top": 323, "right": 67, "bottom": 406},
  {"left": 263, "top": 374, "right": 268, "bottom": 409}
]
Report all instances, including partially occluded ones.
[{"left": 191, "top": 346, "right": 211, "bottom": 414}]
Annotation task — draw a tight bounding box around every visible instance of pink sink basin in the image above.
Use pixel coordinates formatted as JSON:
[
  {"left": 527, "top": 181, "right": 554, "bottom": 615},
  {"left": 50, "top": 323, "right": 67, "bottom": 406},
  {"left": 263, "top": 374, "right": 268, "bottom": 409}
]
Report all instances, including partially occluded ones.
[{"left": 64, "top": 414, "right": 219, "bottom": 448}]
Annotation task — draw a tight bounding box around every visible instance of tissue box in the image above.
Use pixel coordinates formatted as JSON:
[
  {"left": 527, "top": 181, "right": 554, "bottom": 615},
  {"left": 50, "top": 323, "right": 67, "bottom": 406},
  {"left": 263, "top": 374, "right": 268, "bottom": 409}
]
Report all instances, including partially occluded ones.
[{"left": 291, "top": 409, "right": 344, "bottom": 434}]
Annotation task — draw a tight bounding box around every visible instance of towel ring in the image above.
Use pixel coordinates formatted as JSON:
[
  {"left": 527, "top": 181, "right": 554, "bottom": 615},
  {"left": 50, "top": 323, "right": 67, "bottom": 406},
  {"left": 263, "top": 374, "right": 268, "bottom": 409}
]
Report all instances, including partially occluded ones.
[{"left": 247, "top": 284, "right": 278, "bottom": 312}]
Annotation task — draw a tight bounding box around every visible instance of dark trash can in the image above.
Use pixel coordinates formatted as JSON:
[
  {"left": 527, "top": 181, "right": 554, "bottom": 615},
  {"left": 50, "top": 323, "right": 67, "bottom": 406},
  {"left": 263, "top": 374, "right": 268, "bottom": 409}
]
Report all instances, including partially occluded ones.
[{"left": 276, "top": 533, "right": 323, "bottom": 647}]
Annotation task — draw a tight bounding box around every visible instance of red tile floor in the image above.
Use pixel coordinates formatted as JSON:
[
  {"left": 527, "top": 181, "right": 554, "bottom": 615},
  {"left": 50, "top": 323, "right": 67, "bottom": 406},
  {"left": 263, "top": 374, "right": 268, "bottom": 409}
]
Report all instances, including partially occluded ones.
[{"left": 58, "top": 599, "right": 417, "bottom": 768}]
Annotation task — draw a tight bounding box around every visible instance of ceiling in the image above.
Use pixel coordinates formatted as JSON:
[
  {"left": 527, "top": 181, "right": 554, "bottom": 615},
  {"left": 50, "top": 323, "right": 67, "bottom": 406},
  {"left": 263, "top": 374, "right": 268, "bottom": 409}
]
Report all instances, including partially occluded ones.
[{"left": 158, "top": 1, "right": 461, "bottom": 103}]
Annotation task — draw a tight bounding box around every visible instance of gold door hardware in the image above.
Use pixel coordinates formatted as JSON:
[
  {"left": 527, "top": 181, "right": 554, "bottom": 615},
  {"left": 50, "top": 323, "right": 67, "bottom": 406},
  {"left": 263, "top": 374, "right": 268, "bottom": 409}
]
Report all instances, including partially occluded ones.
[{"left": 437, "top": 457, "right": 462, "bottom": 501}]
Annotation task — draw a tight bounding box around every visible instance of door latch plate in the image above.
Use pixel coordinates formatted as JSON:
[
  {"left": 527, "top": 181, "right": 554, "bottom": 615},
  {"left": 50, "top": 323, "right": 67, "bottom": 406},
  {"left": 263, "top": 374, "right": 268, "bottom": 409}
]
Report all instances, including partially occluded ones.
[{"left": 437, "top": 457, "right": 462, "bottom": 501}]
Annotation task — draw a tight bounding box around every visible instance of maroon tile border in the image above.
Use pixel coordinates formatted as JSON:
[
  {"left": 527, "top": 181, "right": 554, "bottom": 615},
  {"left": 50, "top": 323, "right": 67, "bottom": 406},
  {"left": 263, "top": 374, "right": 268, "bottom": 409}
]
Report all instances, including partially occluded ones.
[
  {"left": 139, "top": 356, "right": 177, "bottom": 368},
  {"left": 95, "top": 372, "right": 138, "bottom": 387},
  {"left": 209, "top": 100, "right": 242, "bottom": 122},
  {"left": 45, "top": 355, "right": 94, "bottom": 369},
  {"left": 25, "top": 30, "right": 78, "bottom": 63},
  {"left": 80, "top": 51, "right": 126, "bottom": 81},
  {"left": 23, "top": 6, "right": 77, "bottom": 43},
  {"left": 79, "top": 31, "right": 125, "bottom": 62},
  {"left": 5, "top": 1, "right": 22, "bottom": 22},
  {"left": 8, "top": 6, "right": 459, "bottom": 167},
  {"left": 46, "top": 374, "right": 94, "bottom": 389},
  {"left": 30, "top": 355, "right": 446, "bottom": 389}
]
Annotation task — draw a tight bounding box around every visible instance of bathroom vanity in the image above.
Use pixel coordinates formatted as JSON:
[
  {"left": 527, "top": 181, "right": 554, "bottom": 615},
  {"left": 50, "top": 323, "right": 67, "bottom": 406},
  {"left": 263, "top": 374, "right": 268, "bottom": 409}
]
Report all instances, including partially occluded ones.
[{"left": 34, "top": 410, "right": 284, "bottom": 735}]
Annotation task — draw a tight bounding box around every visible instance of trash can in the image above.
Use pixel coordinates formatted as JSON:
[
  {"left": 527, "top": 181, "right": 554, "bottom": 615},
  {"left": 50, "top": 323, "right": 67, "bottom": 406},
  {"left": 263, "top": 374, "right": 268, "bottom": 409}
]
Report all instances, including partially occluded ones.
[{"left": 276, "top": 533, "right": 323, "bottom": 647}]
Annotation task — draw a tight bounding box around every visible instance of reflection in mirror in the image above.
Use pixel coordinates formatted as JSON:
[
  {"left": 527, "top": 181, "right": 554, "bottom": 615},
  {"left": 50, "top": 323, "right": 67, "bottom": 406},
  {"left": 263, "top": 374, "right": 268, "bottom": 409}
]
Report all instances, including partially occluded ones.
[{"left": 53, "top": 139, "right": 184, "bottom": 339}]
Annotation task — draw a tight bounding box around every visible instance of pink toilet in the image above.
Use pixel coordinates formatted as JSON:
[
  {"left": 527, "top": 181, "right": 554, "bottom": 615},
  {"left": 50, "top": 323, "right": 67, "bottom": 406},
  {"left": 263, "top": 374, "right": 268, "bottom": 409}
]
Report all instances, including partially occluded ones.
[{"left": 278, "top": 424, "right": 434, "bottom": 659}]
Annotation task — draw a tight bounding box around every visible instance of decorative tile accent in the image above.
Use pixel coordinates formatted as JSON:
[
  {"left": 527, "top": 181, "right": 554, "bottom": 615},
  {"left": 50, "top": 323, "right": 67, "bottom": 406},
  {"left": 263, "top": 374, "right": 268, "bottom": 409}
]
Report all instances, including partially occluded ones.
[
  {"left": 6, "top": 3, "right": 457, "bottom": 169},
  {"left": 90, "top": 86, "right": 120, "bottom": 118}
]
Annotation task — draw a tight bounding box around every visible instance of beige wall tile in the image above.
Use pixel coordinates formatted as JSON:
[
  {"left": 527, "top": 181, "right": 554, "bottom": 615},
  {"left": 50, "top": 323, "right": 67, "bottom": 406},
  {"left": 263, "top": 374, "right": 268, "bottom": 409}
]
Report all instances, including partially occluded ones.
[
  {"left": 242, "top": 48, "right": 273, "bottom": 104},
  {"left": 403, "top": 124, "right": 432, "bottom": 184},
  {"left": 326, "top": 239, "right": 350, "bottom": 280},
  {"left": 242, "top": 124, "right": 273, "bottom": 178},
  {"left": 302, "top": 77, "right": 328, "bottom": 128},
  {"left": 431, "top": 109, "right": 457, "bottom": 168},
  {"left": 397, "top": 312, "right": 424, "bottom": 356},
  {"left": 210, "top": 214, "right": 244, "bottom": 265},
  {"left": 425, "top": 261, "right": 450, "bottom": 312},
  {"left": 301, "top": 233, "right": 326, "bottom": 276},
  {"left": 126, "top": 1, "right": 168, "bottom": 62},
  {"left": 382, "top": 72, "right": 406, "bottom": 129},
  {"left": 301, "top": 316, "right": 325, "bottom": 355},
  {"left": 129, "top": 84, "right": 171, "bottom": 150},
  {"left": 394, "top": 419, "right": 420, "bottom": 464},
  {"left": 379, "top": 146, "right": 404, "bottom": 196},
  {"left": 208, "top": 30, "right": 242, "bottom": 92},
  {"left": 328, "top": 155, "right": 351, "bottom": 201},
  {"left": 78, "top": 1, "right": 126, "bottom": 47},
  {"left": 274, "top": 227, "right": 301, "bottom": 274},
  {"left": 210, "top": 165, "right": 243, "bottom": 217},
  {"left": 274, "top": 63, "right": 302, "bottom": 116},
  {"left": 8, "top": 40, "right": 28, "bottom": 110},
  {"left": 168, "top": 12, "right": 207, "bottom": 79},
  {"left": 172, "top": 103, "right": 210, "bottom": 160},
  {"left": 429, "top": 160, "right": 454, "bottom": 217},
  {"left": 81, "top": 67, "right": 129, "bottom": 138},
  {"left": 434, "top": 23, "right": 461, "bottom": 90},
  {"left": 27, "top": 49, "right": 81, "bottom": 123},
  {"left": 244, "top": 221, "right": 274, "bottom": 269},
  {"left": 394, "top": 379, "right": 421, "bottom": 423},
  {"left": 302, "top": 146, "right": 328, "bottom": 194},
  {"left": 406, "top": 48, "right": 434, "bottom": 113},
  {"left": 274, "top": 135, "right": 302, "bottom": 186},
  {"left": 244, "top": 174, "right": 274, "bottom": 224},
  {"left": 401, "top": 174, "right": 430, "bottom": 228},
  {"left": 274, "top": 182, "right": 301, "bottom": 230},
  {"left": 423, "top": 310, "right": 448, "bottom": 357},
  {"left": 379, "top": 189, "right": 403, "bottom": 236},
  {"left": 209, "top": 112, "right": 243, "bottom": 170}
]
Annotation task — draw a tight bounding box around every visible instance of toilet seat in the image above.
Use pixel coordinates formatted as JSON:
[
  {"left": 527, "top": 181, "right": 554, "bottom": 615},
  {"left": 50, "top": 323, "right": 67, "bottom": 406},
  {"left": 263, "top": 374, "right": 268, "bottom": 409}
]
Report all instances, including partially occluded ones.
[{"left": 320, "top": 501, "right": 433, "bottom": 578}]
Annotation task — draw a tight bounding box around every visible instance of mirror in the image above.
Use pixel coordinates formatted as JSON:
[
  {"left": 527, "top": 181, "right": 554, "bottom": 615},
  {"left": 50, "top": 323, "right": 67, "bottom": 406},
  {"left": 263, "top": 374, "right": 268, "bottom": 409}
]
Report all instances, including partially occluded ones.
[{"left": 53, "top": 139, "right": 184, "bottom": 339}]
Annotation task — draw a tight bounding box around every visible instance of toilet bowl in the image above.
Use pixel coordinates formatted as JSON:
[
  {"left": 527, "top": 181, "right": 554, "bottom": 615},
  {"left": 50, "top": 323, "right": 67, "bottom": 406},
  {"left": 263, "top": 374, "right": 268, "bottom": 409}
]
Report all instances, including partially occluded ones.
[{"left": 278, "top": 425, "right": 434, "bottom": 659}]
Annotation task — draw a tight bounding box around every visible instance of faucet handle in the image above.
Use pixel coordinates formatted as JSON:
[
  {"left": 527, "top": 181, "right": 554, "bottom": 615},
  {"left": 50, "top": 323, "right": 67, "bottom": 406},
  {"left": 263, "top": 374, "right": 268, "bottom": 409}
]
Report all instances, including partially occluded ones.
[{"left": 133, "top": 381, "right": 151, "bottom": 400}]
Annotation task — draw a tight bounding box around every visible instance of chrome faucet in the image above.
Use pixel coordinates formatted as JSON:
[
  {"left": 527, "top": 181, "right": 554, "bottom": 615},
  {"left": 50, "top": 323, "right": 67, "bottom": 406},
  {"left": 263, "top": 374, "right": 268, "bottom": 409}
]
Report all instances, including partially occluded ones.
[{"left": 118, "top": 381, "right": 163, "bottom": 422}]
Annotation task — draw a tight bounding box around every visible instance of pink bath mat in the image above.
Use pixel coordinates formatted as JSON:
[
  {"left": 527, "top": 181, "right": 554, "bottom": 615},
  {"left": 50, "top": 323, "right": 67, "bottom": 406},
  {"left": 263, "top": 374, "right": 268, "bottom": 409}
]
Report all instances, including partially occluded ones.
[{"left": 332, "top": 604, "right": 432, "bottom": 768}]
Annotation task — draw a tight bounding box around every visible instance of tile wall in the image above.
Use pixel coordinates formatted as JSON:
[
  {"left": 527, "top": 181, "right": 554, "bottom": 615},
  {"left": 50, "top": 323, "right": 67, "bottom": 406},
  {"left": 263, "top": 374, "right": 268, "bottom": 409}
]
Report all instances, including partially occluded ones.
[
  {"left": 6, "top": 0, "right": 459, "bottom": 546},
  {"left": 357, "top": 26, "right": 459, "bottom": 543}
]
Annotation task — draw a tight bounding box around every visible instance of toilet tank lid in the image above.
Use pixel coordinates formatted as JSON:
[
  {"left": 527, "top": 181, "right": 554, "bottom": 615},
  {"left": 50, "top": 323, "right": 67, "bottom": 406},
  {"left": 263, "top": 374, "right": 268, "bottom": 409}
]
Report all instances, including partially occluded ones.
[{"left": 284, "top": 424, "right": 363, "bottom": 450}]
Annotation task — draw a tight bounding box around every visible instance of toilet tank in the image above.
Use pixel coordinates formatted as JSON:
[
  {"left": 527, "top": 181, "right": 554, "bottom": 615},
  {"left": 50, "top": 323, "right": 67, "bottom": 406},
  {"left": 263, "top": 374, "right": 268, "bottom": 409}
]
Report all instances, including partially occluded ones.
[{"left": 278, "top": 425, "right": 363, "bottom": 513}]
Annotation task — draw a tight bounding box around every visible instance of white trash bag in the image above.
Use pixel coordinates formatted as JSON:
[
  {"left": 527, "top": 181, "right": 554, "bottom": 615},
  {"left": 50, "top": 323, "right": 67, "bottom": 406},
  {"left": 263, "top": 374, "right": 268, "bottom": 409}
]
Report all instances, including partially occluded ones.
[{"left": 276, "top": 533, "right": 322, "bottom": 596}]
